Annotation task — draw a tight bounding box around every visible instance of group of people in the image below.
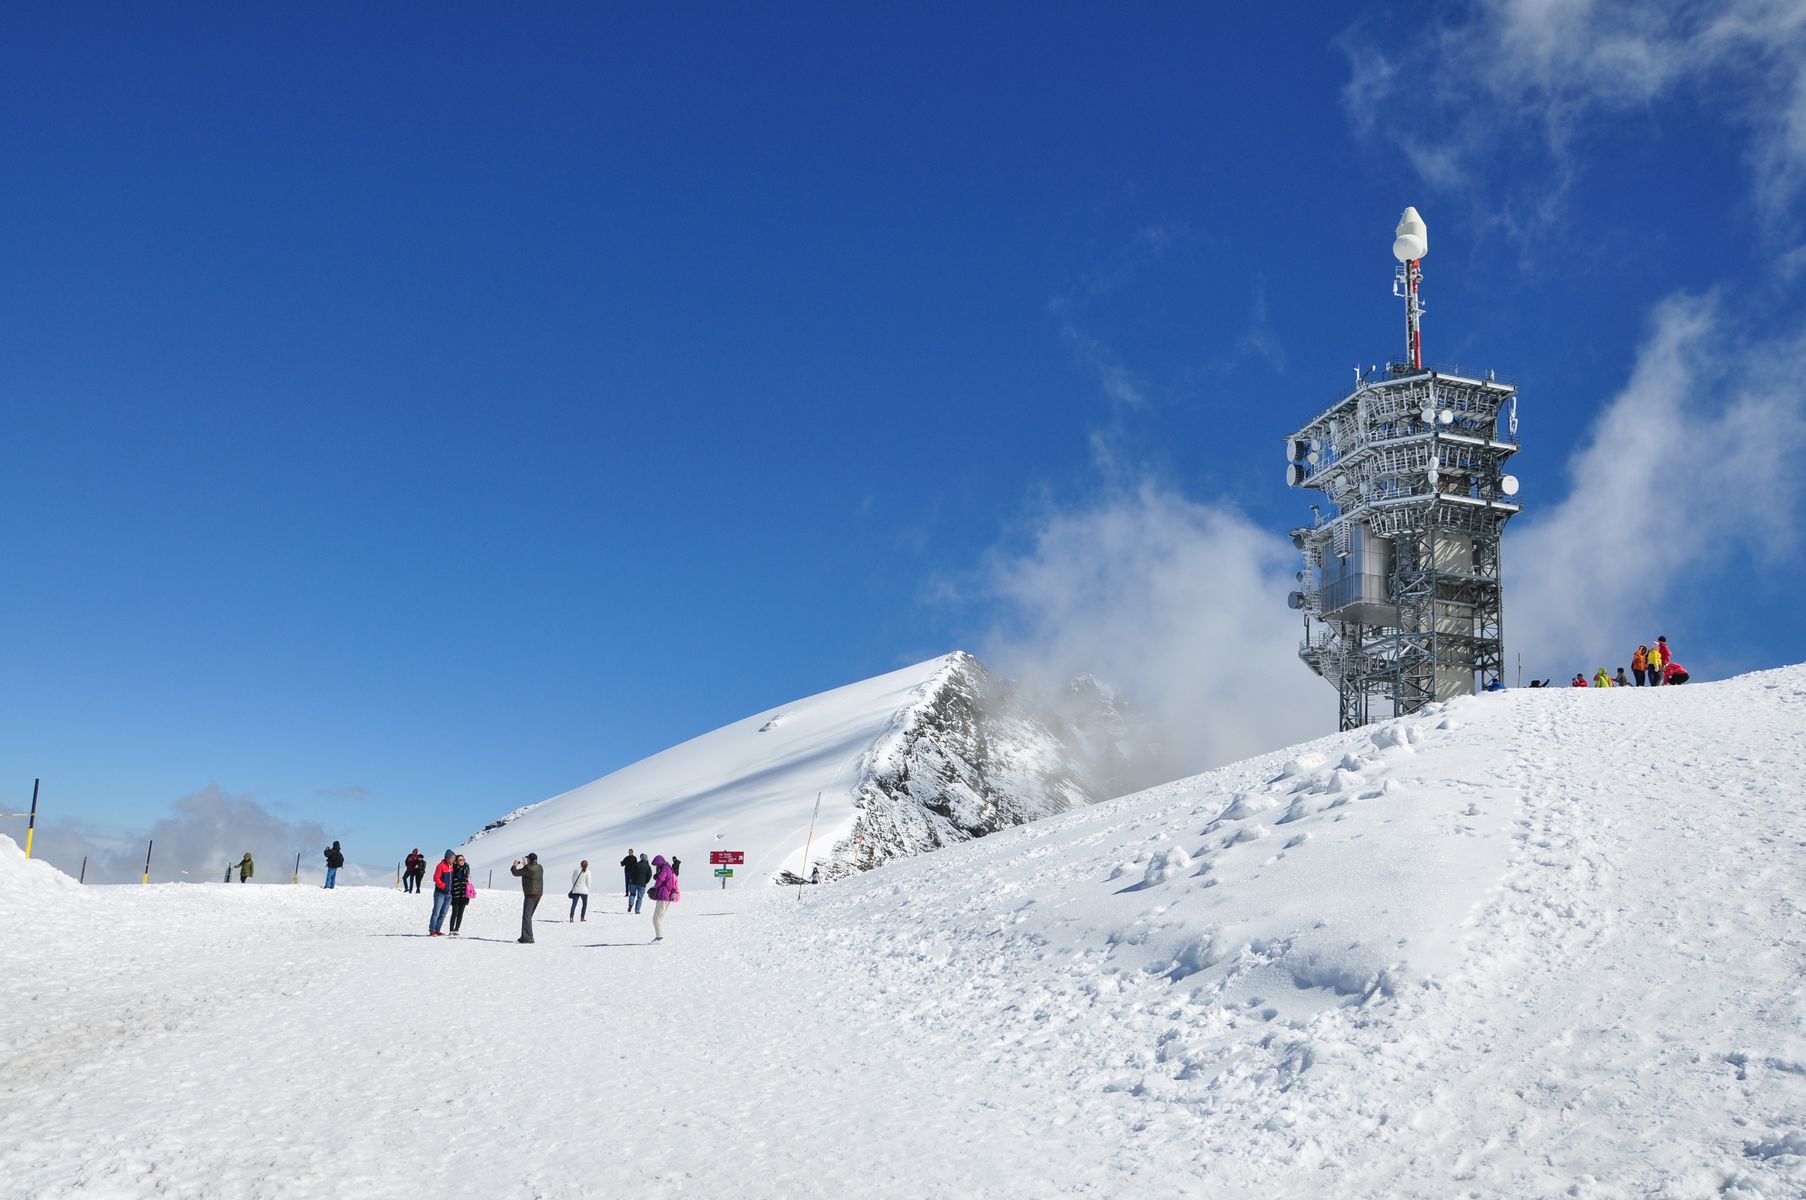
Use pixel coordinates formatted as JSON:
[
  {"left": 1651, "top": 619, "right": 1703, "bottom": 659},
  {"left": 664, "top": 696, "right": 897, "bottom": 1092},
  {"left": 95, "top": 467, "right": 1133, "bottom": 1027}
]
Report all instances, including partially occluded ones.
[
  {"left": 424, "top": 850, "right": 474, "bottom": 936},
  {"left": 615, "top": 849, "right": 683, "bottom": 941},
  {"left": 1564, "top": 635, "right": 1690, "bottom": 689},
  {"left": 406, "top": 846, "right": 682, "bottom": 943}
]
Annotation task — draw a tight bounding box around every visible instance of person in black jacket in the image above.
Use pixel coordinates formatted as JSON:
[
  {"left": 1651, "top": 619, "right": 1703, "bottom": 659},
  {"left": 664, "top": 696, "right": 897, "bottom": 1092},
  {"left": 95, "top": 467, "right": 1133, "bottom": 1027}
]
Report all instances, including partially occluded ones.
[
  {"left": 323, "top": 841, "right": 345, "bottom": 889},
  {"left": 627, "top": 853, "right": 652, "bottom": 914},
  {"left": 670, "top": 856, "right": 681, "bottom": 877},
  {"left": 620, "top": 850, "right": 636, "bottom": 899},
  {"left": 447, "top": 854, "right": 472, "bottom": 936}
]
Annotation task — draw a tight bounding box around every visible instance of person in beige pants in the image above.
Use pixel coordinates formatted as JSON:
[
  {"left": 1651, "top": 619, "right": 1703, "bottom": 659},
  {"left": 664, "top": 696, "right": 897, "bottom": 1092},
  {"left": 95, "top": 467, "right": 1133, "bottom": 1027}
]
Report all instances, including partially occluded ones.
[{"left": 647, "top": 854, "right": 680, "bottom": 942}]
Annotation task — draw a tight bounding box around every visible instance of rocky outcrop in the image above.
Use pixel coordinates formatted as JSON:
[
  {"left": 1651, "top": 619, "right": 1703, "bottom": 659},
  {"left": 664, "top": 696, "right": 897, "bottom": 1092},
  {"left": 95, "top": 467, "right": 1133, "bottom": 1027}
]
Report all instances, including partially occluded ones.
[{"left": 789, "top": 653, "right": 1144, "bottom": 881}]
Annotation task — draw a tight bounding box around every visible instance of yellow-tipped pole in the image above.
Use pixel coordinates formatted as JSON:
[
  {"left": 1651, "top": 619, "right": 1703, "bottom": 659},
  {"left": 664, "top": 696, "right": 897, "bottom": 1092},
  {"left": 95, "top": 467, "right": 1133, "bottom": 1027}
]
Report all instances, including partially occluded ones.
[
  {"left": 142, "top": 838, "right": 154, "bottom": 885},
  {"left": 24, "top": 779, "right": 39, "bottom": 859}
]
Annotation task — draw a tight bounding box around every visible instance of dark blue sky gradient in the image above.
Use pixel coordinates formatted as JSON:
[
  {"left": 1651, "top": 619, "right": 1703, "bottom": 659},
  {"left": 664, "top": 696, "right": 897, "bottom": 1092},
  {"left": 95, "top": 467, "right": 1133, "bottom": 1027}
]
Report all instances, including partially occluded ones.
[{"left": 4, "top": 4, "right": 1800, "bottom": 858}]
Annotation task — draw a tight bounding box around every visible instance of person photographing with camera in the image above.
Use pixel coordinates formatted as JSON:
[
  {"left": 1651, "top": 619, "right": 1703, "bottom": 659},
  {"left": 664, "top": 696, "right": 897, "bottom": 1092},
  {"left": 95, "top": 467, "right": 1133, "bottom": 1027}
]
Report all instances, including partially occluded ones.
[{"left": 509, "top": 853, "right": 544, "bottom": 943}]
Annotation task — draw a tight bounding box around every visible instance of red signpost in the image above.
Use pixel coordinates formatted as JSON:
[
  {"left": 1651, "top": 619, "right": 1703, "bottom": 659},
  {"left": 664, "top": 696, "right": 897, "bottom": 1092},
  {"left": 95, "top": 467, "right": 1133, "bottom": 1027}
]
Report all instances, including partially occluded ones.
[{"left": 710, "top": 850, "right": 744, "bottom": 889}]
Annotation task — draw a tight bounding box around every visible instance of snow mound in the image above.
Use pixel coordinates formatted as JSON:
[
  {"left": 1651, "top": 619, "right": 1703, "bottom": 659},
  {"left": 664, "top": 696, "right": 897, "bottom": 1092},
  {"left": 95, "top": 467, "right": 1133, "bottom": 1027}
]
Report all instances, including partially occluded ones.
[
  {"left": 767, "top": 663, "right": 1806, "bottom": 1194},
  {"left": 0, "top": 833, "right": 85, "bottom": 918}
]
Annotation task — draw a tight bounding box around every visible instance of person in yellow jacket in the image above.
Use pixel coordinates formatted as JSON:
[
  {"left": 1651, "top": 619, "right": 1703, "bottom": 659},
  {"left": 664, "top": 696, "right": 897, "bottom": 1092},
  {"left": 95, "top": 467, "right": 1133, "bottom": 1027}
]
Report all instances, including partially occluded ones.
[
  {"left": 1632, "top": 645, "right": 1649, "bottom": 686},
  {"left": 1646, "top": 639, "right": 1665, "bottom": 686},
  {"left": 1592, "top": 667, "right": 1614, "bottom": 688}
]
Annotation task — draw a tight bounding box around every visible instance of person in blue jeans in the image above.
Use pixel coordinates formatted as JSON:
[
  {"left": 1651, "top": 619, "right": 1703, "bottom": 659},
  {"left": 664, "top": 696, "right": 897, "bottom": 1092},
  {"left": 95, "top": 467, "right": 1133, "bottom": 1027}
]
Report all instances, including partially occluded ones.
[
  {"left": 428, "top": 849, "right": 454, "bottom": 936},
  {"left": 627, "top": 852, "right": 652, "bottom": 913},
  {"left": 323, "top": 841, "right": 345, "bottom": 889}
]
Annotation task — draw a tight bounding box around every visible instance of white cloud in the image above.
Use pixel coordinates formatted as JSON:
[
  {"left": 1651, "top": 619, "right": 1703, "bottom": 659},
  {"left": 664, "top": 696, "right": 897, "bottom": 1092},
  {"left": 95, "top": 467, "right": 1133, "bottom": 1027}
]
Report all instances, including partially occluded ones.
[
  {"left": 31, "top": 786, "right": 392, "bottom": 885},
  {"left": 981, "top": 484, "right": 1327, "bottom": 783},
  {"left": 1343, "top": 0, "right": 1806, "bottom": 226},
  {"left": 1510, "top": 294, "right": 1806, "bottom": 673}
]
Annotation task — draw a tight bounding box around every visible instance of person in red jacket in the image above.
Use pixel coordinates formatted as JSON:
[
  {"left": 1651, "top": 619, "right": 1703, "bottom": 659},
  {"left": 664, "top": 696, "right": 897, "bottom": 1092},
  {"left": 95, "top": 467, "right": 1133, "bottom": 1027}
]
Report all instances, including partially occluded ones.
[
  {"left": 1570, "top": 674, "right": 1588, "bottom": 688},
  {"left": 1662, "top": 660, "right": 1690, "bottom": 685},
  {"left": 403, "top": 848, "right": 427, "bottom": 893},
  {"left": 428, "top": 850, "right": 455, "bottom": 936}
]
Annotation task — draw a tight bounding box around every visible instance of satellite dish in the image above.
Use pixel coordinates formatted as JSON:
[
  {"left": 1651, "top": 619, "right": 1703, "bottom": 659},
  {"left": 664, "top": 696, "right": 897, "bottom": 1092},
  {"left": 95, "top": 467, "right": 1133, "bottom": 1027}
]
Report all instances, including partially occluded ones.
[
  {"left": 1287, "top": 438, "right": 1306, "bottom": 462},
  {"left": 1420, "top": 407, "right": 1435, "bottom": 423},
  {"left": 1306, "top": 451, "right": 1320, "bottom": 465},
  {"left": 1308, "top": 438, "right": 1321, "bottom": 451},
  {"left": 1438, "top": 409, "right": 1454, "bottom": 425},
  {"left": 1500, "top": 474, "right": 1520, "bottom": 496},
  {"left": 1295, "top": 570, "right": 1307, "bottom": 583},
  {"left": 1393, "top": 206, "right": 1428, "bottom": 262},
  {"left": 1287, "top": 591, "right": 1306, "bottom": 611},
  {"left": 1427, "top": 467, "right": 1440, "bottom": 486},
  {"left": 1287, "top": 464, "right": 1304, "bottom": 487}
]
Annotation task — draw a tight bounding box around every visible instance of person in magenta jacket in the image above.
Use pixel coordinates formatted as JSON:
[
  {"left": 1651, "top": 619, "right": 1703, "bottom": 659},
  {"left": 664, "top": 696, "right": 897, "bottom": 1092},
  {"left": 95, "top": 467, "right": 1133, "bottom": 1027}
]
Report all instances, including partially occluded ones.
[{"left": 648, "top": 855, "right": 681, "bottom": 943}]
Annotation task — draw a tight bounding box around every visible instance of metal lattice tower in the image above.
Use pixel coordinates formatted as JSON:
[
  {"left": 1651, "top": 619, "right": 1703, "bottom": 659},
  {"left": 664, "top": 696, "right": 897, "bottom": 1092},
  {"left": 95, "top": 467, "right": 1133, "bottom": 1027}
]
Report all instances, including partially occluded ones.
[{"left": 1284, "top": 208, "right": 1523, "bottom": 731}]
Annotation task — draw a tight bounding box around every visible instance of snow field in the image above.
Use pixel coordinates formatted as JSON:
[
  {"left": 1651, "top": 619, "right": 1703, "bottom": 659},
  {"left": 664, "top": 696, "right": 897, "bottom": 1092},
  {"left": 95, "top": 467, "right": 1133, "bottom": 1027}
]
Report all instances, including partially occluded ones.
[{"left": 4, "top": 665, "right": 1806, "bottom": 1197}]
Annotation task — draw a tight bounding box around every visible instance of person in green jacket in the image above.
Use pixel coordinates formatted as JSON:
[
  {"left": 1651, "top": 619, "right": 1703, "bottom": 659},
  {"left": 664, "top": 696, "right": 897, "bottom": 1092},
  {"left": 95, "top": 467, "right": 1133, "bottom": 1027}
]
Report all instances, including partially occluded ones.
[
  {"left": 510, "top": 853, "right": 544, "bottom": 943},
  {"left": 237, "top": 852, "right": 254, "bottom": 883}
]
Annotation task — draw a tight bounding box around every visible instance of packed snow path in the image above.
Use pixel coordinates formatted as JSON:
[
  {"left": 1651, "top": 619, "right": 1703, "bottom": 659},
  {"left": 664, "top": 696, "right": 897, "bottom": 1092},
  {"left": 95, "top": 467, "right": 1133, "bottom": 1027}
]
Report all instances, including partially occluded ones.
[{"left": 4, "top": 666, "right": 1806, "bottom": 1198}]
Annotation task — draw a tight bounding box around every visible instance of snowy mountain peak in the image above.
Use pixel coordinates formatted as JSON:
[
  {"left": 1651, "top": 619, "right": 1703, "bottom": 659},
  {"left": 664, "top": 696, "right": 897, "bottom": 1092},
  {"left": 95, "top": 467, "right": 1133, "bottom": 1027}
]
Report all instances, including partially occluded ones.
[{"left": 461, "top": 652, "right": 1144, "bottom": 885}]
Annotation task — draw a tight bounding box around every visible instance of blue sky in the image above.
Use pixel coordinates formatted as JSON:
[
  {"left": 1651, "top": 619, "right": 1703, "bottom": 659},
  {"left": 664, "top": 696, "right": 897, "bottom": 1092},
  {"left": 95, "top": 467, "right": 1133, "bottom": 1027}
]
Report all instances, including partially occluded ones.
[{"left": 6, "top": 2, "right": 1805, "bottom": 877}]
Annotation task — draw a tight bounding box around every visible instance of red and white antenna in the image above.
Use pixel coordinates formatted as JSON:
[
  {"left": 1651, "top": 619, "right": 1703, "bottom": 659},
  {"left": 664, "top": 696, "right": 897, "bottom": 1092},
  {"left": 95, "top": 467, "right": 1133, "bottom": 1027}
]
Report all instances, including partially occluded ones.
[{"left": 1391, "top": 207, "right": 1428, "bottom": 370}]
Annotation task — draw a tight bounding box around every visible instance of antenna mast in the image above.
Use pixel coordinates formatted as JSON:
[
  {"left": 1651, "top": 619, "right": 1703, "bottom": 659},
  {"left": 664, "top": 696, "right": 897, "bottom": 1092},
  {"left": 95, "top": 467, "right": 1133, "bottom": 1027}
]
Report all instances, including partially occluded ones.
[{"left": 1392, "top": 206, "right": 1427, "bottom": 370}]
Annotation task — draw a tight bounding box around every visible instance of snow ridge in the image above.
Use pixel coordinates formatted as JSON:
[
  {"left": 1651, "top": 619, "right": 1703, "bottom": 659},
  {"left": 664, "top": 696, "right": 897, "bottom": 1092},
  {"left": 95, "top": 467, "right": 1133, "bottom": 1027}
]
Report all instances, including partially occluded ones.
[{"left": 459, "top": 651, "right": 1139, "bottom": 885}]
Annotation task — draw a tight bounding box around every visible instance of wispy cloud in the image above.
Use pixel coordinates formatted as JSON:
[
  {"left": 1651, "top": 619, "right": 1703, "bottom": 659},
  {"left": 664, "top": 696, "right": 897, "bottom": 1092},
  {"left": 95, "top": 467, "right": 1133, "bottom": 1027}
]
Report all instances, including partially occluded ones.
[
  {"left": 1240, "top": 276, "right": 1286, "bottom": 374},
  {"left": 31, "top": 786, "right": 387, "bottom": 885},
  {"left": 1342, "top": 0, "right": 1806, "bottom": 230},
  {"left": 1511, "top": 294, "right": 1806, "bottom": 672},
  {"left": 1061, "top": 326, "right": 1148, "bottom": 412},
  {"left": 980, "top": 483, "right": 1325, "bottom": 784},
  {"left": 314, "top": 784, "right": 376, "bottom": 804}
]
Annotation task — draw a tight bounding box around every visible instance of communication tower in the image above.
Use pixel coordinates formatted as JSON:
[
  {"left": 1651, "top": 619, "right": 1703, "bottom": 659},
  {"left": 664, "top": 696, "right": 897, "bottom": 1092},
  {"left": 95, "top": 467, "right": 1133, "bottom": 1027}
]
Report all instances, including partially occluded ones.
[{"left": 1284, "top": 208, "right": 1522, "bottom": 730}]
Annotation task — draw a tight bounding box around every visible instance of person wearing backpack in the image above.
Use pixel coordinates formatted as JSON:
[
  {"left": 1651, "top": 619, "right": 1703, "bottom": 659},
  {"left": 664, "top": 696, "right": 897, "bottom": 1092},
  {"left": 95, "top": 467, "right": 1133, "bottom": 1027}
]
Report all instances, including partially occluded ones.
[
  {"left": 323, "top": 841, "right": 345, "bottom": 889},
  {"left": 568, "top": 860, "right": 591, "bottom": 923},
  {"left": 620, "top": 850, "right": 636, "bottom": 898},
  {"left": 448, "top": 854, "right": 473, "bottom": 936},
  {"left": 648, "top": 854, "right": 680, "bottom": 942},
  {"left": 428, "top": 850, "right": 455, "bottom": 936},
  {"left": 628, "top": 853, "right": 652, "bottom": 914},
  {"left": 510, "top": 852, "right": 545, "bottom": 943}
]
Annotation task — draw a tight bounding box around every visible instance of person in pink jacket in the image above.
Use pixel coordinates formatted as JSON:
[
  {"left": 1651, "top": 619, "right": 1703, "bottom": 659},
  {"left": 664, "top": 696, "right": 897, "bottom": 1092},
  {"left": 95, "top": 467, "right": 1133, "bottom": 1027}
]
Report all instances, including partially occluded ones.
[{"left": 648, "top": 854, "right": 681, "bottom": 943}]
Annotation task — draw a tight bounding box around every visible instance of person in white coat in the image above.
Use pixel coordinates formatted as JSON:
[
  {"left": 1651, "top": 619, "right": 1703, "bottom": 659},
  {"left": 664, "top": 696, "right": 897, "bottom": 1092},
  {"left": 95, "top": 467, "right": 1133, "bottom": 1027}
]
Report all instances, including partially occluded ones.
[{"left": 568, "top": 860, "right": 591, "bottom": 923}]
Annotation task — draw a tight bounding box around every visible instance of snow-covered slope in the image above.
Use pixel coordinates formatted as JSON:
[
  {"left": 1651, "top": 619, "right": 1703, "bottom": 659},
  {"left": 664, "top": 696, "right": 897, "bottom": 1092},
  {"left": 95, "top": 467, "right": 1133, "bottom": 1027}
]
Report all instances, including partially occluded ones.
[
  {"left": 462, "top": 651, "right": 1128, "bottom": 883},
  {"left": 6, "top": 666, "right": 1805, "bottom": 1198}
]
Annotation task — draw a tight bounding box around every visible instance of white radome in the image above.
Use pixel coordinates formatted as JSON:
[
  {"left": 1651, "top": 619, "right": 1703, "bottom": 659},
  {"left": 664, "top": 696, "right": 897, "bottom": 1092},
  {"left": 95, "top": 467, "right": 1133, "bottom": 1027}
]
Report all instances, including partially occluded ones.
[{"left": 1393, "top": 206, "right": 1428, "bottom": 262}]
